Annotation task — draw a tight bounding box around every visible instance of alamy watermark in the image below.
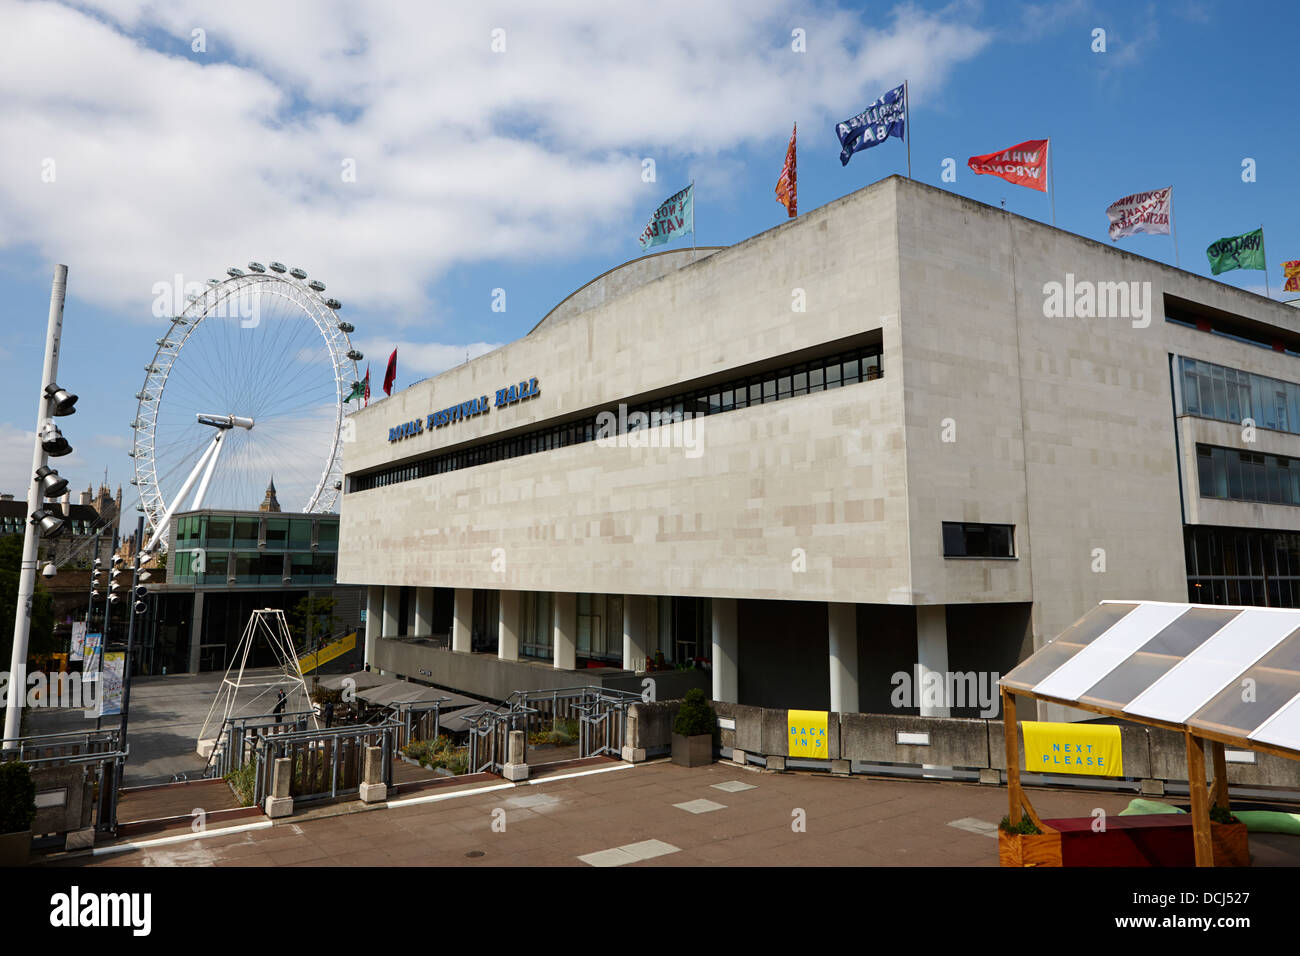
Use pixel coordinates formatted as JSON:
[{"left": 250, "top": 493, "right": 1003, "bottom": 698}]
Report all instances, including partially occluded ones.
[
  {"left": 0, "top": 670, "right": 103, "bottom": 714},
  {"left": 1042, "top": 273, "right": 1151, "bottom": 328},
  {"left": 151, "top": 273, "right": 260, "bottom": 328},
  {"left": 595, "top": 404, "right": 703, "bottom": 458},
  {"left": 890, "top": 666, "right": 1001, "bottom": 718}
]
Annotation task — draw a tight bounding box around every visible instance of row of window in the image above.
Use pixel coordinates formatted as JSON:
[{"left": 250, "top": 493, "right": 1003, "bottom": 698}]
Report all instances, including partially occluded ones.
[
  {"left": 1179, "top": 356, "right": 1300, "bottom": 436},
  {"left": 1196, "top": 444, "right": 1300, "bottom": 508},
  {"left": 174, "top": 514, "right": 339, "bottom": 551},
  {"left": 1185, "top": 527, "right": 1300, "bottom": 609},
  {"left": 350, "top": 344, "right": 883, "bottom": 493},
  {"left": 173, "top": 549, "right": 337, "bottom": 585}
]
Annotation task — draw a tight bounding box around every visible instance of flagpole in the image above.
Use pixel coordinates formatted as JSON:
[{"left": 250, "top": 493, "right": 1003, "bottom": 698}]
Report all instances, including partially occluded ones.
[
  {"left": 1170, "top": 186, "right": 1180, "bottom": 268},
  {"left": 903, "top": 81, "right": 912, "bottom": 180},
  {"left": 1048, "top": 139, "right": 1056, "bottom": 227},
  {"left": 691, "top": 179, "right": 696, "bottom": 259},
  {"left": 1262, "top": 223, "right": 1270, "bottom": 299}
]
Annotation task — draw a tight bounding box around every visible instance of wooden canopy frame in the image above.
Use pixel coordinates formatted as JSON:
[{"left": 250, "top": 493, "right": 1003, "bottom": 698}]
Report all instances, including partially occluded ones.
[{"left": 1000, "top": 683, "right": 1297, "bottom": 866}]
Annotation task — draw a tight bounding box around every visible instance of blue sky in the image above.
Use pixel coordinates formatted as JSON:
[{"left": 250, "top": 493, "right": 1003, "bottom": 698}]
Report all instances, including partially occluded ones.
[{"left": 0, "top": 0, "right": 1296, "bottom": 535}]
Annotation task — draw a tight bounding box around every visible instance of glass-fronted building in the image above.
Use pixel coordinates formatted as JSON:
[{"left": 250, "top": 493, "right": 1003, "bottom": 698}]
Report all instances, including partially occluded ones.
[{"left": 139, "top": 508, "right": 361, "bottom": 675}]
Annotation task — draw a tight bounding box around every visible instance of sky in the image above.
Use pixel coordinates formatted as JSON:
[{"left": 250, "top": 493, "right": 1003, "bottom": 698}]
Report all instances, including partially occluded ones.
[{"left": 0, "top": 0, "right": 1296, "bottom": 537}]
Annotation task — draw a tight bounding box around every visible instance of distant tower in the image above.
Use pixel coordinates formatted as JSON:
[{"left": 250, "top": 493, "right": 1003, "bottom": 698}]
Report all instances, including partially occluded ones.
[{"left": 259, "top": 476, "right": 282, "bottom": 513}]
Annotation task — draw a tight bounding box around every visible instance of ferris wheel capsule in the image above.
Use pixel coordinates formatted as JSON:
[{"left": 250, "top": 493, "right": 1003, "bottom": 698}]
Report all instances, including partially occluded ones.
[
  {"left": 290, "top": 267, "right": 308, "bottom": 280},
  {"left": 268, "top": 261, "right": 287, "bottom": 273},
  {"left": 247, "top": 262, "right": 266, "bottom": 273}
]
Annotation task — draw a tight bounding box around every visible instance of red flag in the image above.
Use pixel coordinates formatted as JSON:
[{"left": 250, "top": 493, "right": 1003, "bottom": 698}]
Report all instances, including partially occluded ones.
[
  {"left": 775, "top": 123, "right": 796, "bottom": 218},
  {"left": 363, "top": 365, "right": 370, "bottom": 408},
  {"left": 383, "top": 349, "right": 397, "bottom": 396},
  {"left": 967, "top": 138, "right": 1049, "bottom": 192}
]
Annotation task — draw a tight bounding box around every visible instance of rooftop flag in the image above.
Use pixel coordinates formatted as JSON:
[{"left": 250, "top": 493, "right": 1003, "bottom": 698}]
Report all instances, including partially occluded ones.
[
  {"left": 363, "top": 365, "right": 370, "bottom": 407},
  {"left": 1206, "top": 228, "right": 1265, "bottom": 275},
  {"left": 345, "top": 379, "right": 365, "bottom": 404},
  {"left": 383, "top": 349, "right": 397, "bottom": 396},
  {"left": 967, "top": 138, "right": 1049, "bottom": 192},
  {"left": 1106, "top": 186, "right": 1172, "bottom": 240},
  {"left": 638, "top": 183, "right": 694, "bottom": 251},
  {"left": 775, "top": 123, "right": 797, "bottom": 217},
  {"left": 1283, "top": 261, "right": 1300, "bottom": 293},
  {"left": 836, "top": 84, "right": 905, "bottom": 167}
]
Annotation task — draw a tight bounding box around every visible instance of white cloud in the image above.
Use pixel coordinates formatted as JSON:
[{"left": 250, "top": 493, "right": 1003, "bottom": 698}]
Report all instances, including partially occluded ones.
[
  {"left": 0, "top": 0, "right": 991, "bottom": 323},
  {"left": 0, "top": 421, "right": 90, "bottom": 497}
]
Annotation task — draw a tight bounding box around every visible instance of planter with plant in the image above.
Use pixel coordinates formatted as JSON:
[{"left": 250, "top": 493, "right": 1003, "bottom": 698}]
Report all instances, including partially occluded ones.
[
  {"left": 671, "top": 689, "right": 717, "bottom": 768},
  {"left": 1209, "top": 804, "right": 1249, "bottom": 867},
  {"left": 0, "top": 760, "right": 37, "bottom": 866},
  {"left": 997, "top": 815, "right": 1062, "bottom": 868}
]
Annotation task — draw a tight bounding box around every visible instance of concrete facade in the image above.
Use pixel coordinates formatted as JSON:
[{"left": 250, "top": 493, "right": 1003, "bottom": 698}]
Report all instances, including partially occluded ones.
[{"left": 337, "top": 175, "right": 1300, "bottom": 715}]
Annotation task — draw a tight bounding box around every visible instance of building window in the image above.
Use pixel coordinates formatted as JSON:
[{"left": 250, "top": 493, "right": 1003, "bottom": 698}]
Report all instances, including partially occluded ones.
[
  {"left": 942, "top": 522, "right": 1015, "bottom": 558},
  {"left": 1197, "top": 444, "right": 1300, "bottom": 507},
  {"left": 1178, "top": 356, "right": 1300, "bottom": 436}
]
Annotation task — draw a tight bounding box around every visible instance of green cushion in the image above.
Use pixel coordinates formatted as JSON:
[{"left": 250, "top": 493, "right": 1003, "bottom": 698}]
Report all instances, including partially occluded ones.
[{"left": 1119, "top": 798, "right": 1184, "bottom": 816}]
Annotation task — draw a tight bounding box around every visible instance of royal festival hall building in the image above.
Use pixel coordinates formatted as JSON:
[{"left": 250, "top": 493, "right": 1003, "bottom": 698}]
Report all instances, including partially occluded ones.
[{"left": 337, "top": 175, "right": 1300, "bottom": 720}]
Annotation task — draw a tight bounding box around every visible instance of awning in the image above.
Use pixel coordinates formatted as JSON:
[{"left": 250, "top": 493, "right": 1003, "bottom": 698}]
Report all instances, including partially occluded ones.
[
  {"left": 314, "top": 671, "right": 387, "bottom": 692},
  {"left": 439, "top": 702, "right": 505, "bottom": 734},
  {"left": 356, "top": 680, "right": 479, "bottom": 710},
  {"left": 1001, "top": 600, "right": 1300, "bottom": 760}
]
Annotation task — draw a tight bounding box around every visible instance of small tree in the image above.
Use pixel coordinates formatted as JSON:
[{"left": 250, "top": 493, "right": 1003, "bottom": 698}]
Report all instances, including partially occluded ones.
[
  {"left": 0, "top": 761, "right": 37, "bottom": 835},
  {"left": 290, "top": 595, "right": 338, "bottom": 651},
  {"left": 673, "top": 688, "right": 718, "bottom": 738}
]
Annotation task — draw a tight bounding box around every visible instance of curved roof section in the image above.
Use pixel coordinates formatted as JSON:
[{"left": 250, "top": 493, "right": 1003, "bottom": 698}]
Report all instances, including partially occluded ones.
[{"left": 529, "top": 246, "right": 728, "bottom": 335}]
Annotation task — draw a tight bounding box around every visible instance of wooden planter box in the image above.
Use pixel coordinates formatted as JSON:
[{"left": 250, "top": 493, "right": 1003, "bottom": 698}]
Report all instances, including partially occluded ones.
[
  {"left": 1211, "top": 822, "right": 1250, "bottom": 867},
  {"left": 999, "top": 819, "right": 1250, "bottom": 868},
  {"left": 671, "top": 733, "right": 713, "bottom": 768},
  {"left": 998, "top": 827, "right": 1062, "bottom": 867}
]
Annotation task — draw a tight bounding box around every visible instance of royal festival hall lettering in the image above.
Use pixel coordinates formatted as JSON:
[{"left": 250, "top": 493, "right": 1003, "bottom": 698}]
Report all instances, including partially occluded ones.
[{"left": 388, "top": 377, "right": 539, "bottom": 442}]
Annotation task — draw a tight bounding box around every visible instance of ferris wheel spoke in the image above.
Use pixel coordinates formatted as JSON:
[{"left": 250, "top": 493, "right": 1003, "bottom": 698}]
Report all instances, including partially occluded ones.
[{"left": 131, "top": 270, "right": 358, "bottom": 528}]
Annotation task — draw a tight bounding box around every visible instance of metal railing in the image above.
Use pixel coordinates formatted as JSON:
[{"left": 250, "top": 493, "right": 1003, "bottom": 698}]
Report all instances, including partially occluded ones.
[
  {"left": 253, "top": 720, "right": 398, "bottom": 805},
  {"left": 466, "top": 686, "right": 641, "bottom": 773},
  {"left": 203, "top": 711, "right": 314, "bottom": 779},
  {"left": 2, "top": 732, "right": 128, "bottom": 837},
  {"left": 388, "top": 698, "right": 449, "bottom": 750}
]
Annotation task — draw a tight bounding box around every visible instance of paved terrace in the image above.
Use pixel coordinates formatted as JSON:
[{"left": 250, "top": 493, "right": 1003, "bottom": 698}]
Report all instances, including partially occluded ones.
[{"left": 44, "top": 759, "right": 1300, "bottom": 867}]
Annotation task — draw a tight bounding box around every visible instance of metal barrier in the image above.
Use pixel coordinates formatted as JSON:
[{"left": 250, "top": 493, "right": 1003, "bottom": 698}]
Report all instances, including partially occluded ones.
[
  {"left": 388, "top": 699, "right": 449, "bottom": 750},
  {"left": 2, "top": 732, "right": 128, "bottom": 840},
  {"left": 203, "top": 711, "right": 314, "bottom": 779},
  {"left": 253, "top": 721, "right": 397, "bottom": 805},
  {"left": 466, "top": 686, "right": 641, "bottom": 773}
]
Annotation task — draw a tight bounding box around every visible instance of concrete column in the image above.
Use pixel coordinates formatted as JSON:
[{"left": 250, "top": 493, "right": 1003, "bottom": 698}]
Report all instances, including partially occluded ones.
[
  {"left": 364, "top": 585, "right": 382, "bottom": 669},
  {"left": 452, "top": 588, "right": 472, "bottom": 653},
  {"left": 622, "top": 594, "right": 648, "bottom": 673},
  {"left": 264, "top": 757, "right": 293, "bottom": 818},
  {"left": 187, "top": 590, "right": 204, "bottom": 673},
  {"left": 553, "top": 591, "right": 576, "bottom": 671},
  {"left": 711, "top": 598, "right": 738, "bottom": 704},
  {"left": 414, "top": 587, "right": 433, "bottom": 638},
  {"left": 828, "top": 602, "right": 859, "bottom": 714},
  {"left": 917, "top": 604, "right": 950, "bottom": 717},
  {"left": 498, "top": 590, "right": 520, "bottom": 662},
  {"left": 382, "top": 586, "right": 399, "bottom": 639},
  {"left": 359, "top": 745, "right": 387, "bottom": 803},
  {"left": 503, "top": 729, "right": 529, "bottom": 781}
]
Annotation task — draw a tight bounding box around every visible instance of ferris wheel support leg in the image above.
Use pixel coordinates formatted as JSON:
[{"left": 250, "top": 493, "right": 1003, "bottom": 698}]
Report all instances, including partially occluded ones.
[
  {"left": 190, "top": 429, "right": 227, "bottom": 512},
  {"left": 144, "top": 433, "right": 220, "bottom": 553}
]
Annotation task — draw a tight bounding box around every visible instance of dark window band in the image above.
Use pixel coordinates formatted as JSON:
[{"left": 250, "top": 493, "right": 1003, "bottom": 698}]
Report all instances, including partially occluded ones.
[{"left": 348, "top": 343, "right": 882, "bottom": 493}]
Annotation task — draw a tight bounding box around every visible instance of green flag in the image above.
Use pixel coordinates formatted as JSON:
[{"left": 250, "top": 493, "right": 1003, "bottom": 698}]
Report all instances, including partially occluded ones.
[
  {"left": 345, "top": 380, "right": 365, "bottom": 404},
  {"left": 1206, "top": 228, "right": 1266, "bottom": 275}
]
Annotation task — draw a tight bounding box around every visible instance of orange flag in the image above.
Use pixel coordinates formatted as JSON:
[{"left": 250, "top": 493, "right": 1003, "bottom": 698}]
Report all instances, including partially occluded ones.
[
  {"left": 967, "top": 138, "right": 1049, "bottom": 192},
  {"left": 1284, "top": 261, "right": 1300, "bottom": 293},
  {"left": 775, "top": 123, "right": 797, "bottom": 217}
]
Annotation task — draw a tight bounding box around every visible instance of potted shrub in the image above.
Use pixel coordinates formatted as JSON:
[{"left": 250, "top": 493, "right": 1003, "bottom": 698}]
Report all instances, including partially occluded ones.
[
  {"left": 997, "top": 815, "right": 1062, "bottom": 867},
  {"left": 0, "top": 760, "right": 37, "bottom": 866},
  {"left": 671, "top": 689, "right": 717, "bottom": 768}
]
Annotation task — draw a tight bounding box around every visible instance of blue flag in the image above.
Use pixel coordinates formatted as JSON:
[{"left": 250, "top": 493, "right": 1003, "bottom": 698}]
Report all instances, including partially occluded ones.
[{"left": 836, "top": 84, "right": 906, "bottom": 167}]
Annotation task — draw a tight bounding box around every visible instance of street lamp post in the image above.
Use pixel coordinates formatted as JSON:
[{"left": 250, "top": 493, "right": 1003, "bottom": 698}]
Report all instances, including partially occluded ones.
[{"left": 3, "top": 265, "right": 69, "bottom": 748}]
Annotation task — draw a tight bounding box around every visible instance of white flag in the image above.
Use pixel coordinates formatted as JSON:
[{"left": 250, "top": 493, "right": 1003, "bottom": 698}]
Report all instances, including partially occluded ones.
[{"left": 1106, "top": 186, "right": 1172, "bottom": 240}]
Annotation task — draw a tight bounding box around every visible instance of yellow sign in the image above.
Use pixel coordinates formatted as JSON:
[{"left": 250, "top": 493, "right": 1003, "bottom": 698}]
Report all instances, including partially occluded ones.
[
  {"left": 1021, "top": 721, "right": 1123, "bottom": 777},
  {"left": 788, "top": 709, "right": 829, "bottom": 759}
]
